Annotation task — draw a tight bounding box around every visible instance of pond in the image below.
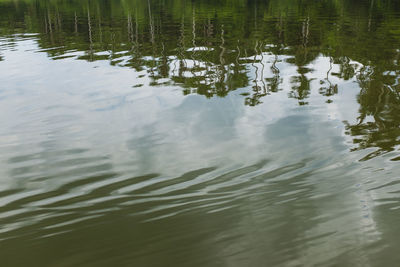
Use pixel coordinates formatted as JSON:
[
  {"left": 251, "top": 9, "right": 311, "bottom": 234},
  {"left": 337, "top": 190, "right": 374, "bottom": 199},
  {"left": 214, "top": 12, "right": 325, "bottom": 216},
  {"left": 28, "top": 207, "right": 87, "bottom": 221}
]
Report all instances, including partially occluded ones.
[{"left": 1, "top": 0, "right": 400, "bottom": 266}]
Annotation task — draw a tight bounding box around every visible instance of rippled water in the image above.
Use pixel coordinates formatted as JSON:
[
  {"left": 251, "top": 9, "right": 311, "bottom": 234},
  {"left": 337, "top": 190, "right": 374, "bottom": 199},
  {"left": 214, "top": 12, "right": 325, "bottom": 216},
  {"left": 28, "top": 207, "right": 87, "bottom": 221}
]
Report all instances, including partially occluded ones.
[{"left": 1, "top": 0, "right": 400, "bottom": 266}]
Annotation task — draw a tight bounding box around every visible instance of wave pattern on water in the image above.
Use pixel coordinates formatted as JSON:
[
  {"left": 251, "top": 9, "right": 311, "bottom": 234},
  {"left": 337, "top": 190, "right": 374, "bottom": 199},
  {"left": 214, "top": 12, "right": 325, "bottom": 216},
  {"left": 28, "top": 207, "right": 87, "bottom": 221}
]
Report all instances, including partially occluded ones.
[{"left": 2, "top": 0, "right": 400, "bottom": 266}]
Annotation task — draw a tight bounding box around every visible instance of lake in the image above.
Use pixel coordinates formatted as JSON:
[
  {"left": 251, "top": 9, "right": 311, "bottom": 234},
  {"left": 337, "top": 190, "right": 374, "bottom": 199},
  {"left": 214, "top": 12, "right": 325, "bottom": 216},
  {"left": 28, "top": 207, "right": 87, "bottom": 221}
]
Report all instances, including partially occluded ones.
[{"left": 1, "top": 0, "right": 400, "bottom": 266}]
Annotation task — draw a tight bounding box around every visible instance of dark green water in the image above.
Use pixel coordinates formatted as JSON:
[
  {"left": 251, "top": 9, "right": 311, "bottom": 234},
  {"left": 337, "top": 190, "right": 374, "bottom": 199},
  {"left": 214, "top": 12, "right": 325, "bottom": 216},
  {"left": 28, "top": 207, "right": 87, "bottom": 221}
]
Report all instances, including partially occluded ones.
[{"left": 1, "top": 0, "right": 400, "bottom": 265}]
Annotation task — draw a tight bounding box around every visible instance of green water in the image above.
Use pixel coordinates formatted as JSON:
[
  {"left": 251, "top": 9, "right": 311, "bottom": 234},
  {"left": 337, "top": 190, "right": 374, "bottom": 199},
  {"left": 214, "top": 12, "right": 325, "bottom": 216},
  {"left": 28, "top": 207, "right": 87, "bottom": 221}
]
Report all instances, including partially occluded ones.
[{"left": 1, "top": 0, "right": 400, "bottom": 265}]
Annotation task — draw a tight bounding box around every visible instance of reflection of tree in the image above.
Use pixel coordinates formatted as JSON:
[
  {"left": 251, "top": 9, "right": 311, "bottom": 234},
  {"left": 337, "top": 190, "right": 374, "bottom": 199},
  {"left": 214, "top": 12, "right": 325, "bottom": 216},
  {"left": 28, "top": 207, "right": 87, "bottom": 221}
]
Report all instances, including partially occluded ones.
[
  {"left": 2, "top": 0, "right": 400, "bottom": 158},
  {"left": 286, "top": 17, "right": 319, "bottom": 105},
  {"left": 332, "top": 56, "right": 357, "bottom": 81},
  {"left": 344, "top": 68, "right": 400, "bottom": 160},
  {"left": 245, "top": 41, "right": 267, "bottom": 106},
  {"left": 267, "top": 45, "right": 283, "bottom": 93},
  {"left": 0, "top": 0, "right": 351, "bottom": 103},
  {"left": 319, "top": 56, "right": 338, "bottom": 100},
  {"left": 288, "top": 56, "right": 317, "bottom": 105},
  {"left": 289, "top": 72, "right": 314, "bottom": 105}
]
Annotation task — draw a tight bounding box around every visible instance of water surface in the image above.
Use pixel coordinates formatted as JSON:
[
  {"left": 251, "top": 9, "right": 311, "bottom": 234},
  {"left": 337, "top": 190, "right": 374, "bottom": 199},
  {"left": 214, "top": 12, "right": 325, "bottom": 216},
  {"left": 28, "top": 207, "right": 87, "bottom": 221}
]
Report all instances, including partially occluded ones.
[{"left": 1, "top": 0, "right": 400, "bottom": 266}]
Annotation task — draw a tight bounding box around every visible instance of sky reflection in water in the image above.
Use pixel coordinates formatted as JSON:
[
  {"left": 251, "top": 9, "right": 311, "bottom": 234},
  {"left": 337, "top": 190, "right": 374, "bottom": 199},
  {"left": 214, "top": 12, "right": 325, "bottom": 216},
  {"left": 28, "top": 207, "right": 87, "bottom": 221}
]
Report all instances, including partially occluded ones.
[{"left": 1, "top": 0, "right": 400, "bottom": 266}]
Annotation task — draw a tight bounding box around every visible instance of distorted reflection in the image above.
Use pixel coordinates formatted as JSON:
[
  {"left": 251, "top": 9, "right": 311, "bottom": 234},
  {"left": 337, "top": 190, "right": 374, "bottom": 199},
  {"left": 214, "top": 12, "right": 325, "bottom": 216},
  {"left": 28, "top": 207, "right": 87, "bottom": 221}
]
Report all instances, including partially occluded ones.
[
  {"left": 2, "top": 0, "right": 399, "bottom": 157},
  {"left": 1, "top": 0, "right": 400, "bottom": 266}
]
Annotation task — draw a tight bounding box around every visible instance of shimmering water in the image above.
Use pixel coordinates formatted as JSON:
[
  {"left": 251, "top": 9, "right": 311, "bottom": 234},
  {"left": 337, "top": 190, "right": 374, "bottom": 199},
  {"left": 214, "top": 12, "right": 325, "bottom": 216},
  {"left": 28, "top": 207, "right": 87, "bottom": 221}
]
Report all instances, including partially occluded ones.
[{"left": 1, "top": 0, "right": 400, "bottom": 266}]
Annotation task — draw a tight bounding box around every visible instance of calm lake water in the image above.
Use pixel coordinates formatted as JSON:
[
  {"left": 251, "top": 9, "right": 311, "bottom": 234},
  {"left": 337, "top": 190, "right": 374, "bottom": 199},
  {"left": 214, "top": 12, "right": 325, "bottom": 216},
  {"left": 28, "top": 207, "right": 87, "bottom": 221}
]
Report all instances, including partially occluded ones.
[{"left": 1, "top": 0, "right": 400, "bottom": 266}]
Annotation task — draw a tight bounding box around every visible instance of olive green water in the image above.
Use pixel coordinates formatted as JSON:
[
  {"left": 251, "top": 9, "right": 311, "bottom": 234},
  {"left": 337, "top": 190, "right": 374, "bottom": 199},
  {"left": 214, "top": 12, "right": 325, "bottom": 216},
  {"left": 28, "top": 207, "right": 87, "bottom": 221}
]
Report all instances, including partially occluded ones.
[{"left": 1, "top": 0, "right": 400, "bottom": 266}]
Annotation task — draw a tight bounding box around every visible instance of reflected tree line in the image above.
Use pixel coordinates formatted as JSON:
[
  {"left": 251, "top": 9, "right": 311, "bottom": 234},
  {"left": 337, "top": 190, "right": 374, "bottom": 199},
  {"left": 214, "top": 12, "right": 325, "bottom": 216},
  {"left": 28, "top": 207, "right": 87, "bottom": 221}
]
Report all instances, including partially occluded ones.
[{"left": 1, "top": 0, "right": 400, "bottom": 159}]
